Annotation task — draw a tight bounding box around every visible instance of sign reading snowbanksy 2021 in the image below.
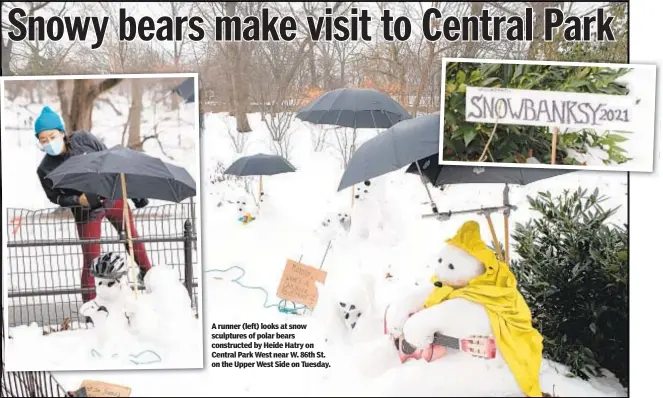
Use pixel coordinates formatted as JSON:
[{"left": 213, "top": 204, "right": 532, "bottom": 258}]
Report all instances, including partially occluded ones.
[{"left": 464, "top": 86, "right": 636, "bottom": 131}]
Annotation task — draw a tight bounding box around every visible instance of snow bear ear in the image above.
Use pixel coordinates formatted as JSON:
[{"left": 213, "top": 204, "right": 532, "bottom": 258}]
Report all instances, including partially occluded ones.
[{"left": 364, "top": 180, "right": 371, "bottom": 186}]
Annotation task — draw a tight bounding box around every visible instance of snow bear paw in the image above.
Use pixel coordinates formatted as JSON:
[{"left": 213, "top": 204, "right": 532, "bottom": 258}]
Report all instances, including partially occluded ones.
[
  {"left": 402, "top": 313, "right": 436, "bottom": 349},
  {"left": 80, "top": 300, "right": 104, "bottom": 318},
  {"left": 385, "top": 305, "right": 410, "bottom": 337}
]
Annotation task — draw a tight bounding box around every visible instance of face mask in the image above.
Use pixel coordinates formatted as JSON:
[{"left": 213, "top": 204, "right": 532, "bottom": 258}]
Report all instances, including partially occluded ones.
[{"left": 42, "top": 136, "right": 65, "bottom": 156}]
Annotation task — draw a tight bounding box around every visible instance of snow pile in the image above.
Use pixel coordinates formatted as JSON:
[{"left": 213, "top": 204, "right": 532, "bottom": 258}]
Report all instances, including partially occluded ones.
[{"left": 5, "top": 264, "right": 203, "bottom": 371}]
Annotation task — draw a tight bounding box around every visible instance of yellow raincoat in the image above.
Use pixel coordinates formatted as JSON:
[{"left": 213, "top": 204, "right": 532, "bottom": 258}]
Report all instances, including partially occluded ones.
[{"left": 423, "top": 221, "right": 543, "bottom": 397}]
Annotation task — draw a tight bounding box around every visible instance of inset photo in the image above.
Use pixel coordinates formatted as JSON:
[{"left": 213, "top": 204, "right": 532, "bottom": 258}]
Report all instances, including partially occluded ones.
[
  {"left": 0, "top": 73, "right": 203, "bottom": 372},
  {"left": 439, "top": 58, "right": 657, "bottom": 172}
]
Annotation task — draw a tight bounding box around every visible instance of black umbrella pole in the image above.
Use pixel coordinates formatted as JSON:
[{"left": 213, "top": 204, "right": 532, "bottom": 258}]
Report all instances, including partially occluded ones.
[{"left": 415, "top": 160, "right": 438, "bottom": 213}]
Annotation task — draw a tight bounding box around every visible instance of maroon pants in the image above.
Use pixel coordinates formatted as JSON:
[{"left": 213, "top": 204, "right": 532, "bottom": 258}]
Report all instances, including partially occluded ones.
[{"left": 76, "top": 199, "right": 152, "bottom": 302}]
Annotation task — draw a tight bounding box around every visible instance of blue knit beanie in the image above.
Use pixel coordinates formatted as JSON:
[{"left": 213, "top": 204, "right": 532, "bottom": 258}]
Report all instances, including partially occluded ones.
[{"left": 34, "top": 106, "right": 65, "bottom": 136}]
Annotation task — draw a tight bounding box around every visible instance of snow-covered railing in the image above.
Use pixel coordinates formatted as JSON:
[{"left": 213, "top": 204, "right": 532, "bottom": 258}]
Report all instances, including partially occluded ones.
[{"left": 4, "top": 202, "right": 199, "bottom": 332}]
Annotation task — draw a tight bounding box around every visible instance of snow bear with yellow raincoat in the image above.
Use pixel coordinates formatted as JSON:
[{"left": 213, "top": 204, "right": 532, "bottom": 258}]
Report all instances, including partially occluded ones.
[{"left": 384, "top": 221, "right": 545, "bottom": 397}]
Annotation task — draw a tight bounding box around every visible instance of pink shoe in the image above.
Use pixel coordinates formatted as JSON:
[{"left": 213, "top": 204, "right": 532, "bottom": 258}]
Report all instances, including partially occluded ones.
[{"left": 421, "top": 344, "right": 447, "bottom": 362}]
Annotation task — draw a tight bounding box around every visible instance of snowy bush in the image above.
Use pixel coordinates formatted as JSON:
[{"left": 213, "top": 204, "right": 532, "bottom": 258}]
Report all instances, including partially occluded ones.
[{"left": 511, "top": 188, "right": 628, "bottom": 388}]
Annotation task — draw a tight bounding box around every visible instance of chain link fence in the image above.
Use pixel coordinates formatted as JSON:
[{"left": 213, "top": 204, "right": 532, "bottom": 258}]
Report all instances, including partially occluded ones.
[{"left": 4, "top": 201, "right": 199, "bottom": 332}]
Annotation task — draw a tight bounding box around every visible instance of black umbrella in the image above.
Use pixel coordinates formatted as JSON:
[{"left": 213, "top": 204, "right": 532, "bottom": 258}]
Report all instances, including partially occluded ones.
[
  {"left": 47, "top": 145, "right": 197, "bottom": 202},
  {"left": 406, "top": 155, "right": 573, "bottom": 186},
  {"left": 223, "top": 153, "right": 296, "bottom": 204},
  {"left": 296, "top": 88, "right": 411, "bottom": 129},
  {"left": 406, "top": 154, "right": 574, "bottom": 263},
  {"left": 173, "top": 77, "right": 195, "bottom": 104},
  {"left": 297, "top": 87, "right": 411, "bottom": 207},
  {"left": 47, "top": 145, "right": 197, "bottom": 295},
  {"left": 337, "top": 114, "right": 440, "bottom": 192}
]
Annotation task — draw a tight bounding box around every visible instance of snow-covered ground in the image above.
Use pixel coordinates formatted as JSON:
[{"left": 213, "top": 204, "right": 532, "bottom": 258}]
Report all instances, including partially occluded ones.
[
  {"left": 1, "top": 83, "right": 203, "bottom": 371},
  {"left": 2, "top": 90, "right": 628, "bottom": 394}
]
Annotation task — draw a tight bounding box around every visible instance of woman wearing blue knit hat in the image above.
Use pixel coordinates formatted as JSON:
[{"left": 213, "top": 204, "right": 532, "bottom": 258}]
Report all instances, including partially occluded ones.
[{"left": 34, "top": 106, "right": 153, "bottom": 309}]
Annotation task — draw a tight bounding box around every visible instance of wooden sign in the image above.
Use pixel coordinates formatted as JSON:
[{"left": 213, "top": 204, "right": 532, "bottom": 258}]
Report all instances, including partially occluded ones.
[
  {"left": 80, "top": 380, "right": 132, "bottom": 397},
  {"left": 276, "top": 259, "right": 327, "bottom": 309},
  {"left": 465, "top": 86, "right": 636, "bottom": 131}
]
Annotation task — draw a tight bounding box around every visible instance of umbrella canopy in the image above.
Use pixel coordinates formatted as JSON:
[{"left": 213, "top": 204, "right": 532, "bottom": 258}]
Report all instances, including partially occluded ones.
[
  {"left": 46, "top": 145, "right": 197, "bottom": 202},
  {"left": 173, "top": 77, "right": 195, "bottom": 103},
  {"left": 337, "top": 113, "right": 440, "bottom": 191},
  {"left": 223, "top": 153, "right": 296, "bottom": 177},
  {"left": 406, "top": 154, "right": 574, "bottom": 186},
  {"left": 296, "top": 88, "right": 411, "bottom": 129}
]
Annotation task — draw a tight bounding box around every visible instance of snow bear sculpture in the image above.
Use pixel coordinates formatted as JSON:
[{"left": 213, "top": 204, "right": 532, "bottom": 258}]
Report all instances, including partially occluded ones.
[
  {"left": 384, "top": 221, "right": 544, "bottom": 397},
  {"left": 313, "top": 274, "right": 383, "bottom": 346},
  {"left": 79, "top": 253, "right": 142, "bottom": 356},
  {"left": 349, "top": 179, "right": 388, "bottom": 241},
  {"left": 235, "top": 194, "right": 257, "bottom": 224}
]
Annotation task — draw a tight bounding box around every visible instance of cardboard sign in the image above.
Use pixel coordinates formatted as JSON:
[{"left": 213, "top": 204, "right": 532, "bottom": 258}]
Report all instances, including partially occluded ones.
[
  {"left": 80, "top": 380, "right": 132, "bottom": 397},
  {"left": 464, "top": 86, "right": 636, "bottom": 131},
  {"left": 276, "top": 260, "right": 327, "bottom": 309}
]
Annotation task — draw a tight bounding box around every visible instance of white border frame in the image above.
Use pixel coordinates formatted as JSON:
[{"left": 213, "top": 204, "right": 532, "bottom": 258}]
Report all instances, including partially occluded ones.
[
  {"left": 0, "top": 72, "right": 205, "bottom": 372},
  {"left": 439, "top": 57, "right": 657, "bottom": 173}
]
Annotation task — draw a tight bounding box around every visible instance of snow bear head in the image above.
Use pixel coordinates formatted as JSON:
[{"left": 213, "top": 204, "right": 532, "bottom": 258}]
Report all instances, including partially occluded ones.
[
  {"left": 320, "top": 212, "right": 336, "bottom": 228},
  {"left": 94, "top": 275, "right": 128, "bottom": 303},
  {"left": 235, "top": 194, "right": 256, "bottom": 216},
  {"left": 143, "top": 266, "right": 181, "bottom": 294},
  {"left": 353, "top": 180, "right": 374, "bottom": 203},
  {"left": 336, "top": 211, "right": 352, "bottom": 232},
  {"left": 433, "top": 243, "right": 485, "bottom": 288},
  {"left": 258, "top": 190, "right": 268, "bottom": 206}
]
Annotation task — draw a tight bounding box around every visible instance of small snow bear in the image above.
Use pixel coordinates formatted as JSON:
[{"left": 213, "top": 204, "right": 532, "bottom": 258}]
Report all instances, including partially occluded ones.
[
  {"left": 314, "top": 211, "right": 341, "bottom": 243},
  {"left": 79, "top": 253, "right": 138, "bottom": 355},
  {"left": 313, "top": 274, "right": 383, "bottom": 346},
  {"left": 234, "top": 194, "right": 257, "bottom": 224},
  {"left": 336, "top": 211, "right": 352, "bottom": 233},
  {"left": 349, "top": 179, "right": 388, "bottom": 240},
  {"left": 383, "top": 221, "right": 544, "bottom": 397},
  {"left": 257, "top": 190, "right": 278, "bottom": 220}
]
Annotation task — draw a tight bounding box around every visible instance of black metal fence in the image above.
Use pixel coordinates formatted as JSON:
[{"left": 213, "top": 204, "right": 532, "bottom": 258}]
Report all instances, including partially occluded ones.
[{"left": 4, "top": 202, "right": 199, "bottom": 332}]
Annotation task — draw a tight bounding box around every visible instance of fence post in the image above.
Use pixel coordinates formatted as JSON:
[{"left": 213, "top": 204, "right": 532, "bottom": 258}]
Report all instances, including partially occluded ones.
[
  {"left": 189, "top": 198, "right": 197, "bottom": 248},
  {"left": 183, "top": 219, "right": 194, "bottom": 300}
]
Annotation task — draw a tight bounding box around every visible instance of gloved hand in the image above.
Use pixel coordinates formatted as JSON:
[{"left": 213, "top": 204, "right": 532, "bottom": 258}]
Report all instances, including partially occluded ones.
[{"left": 132, "top": 198, "right": 150, "bottom": 209}]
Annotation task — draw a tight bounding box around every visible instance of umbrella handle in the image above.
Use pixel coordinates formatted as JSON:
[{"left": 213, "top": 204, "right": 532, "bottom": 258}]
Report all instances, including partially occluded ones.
[
  {"left": 484, "top": 214, "right": 504, "bottom": 262},
  {"left": 120, "top": 173, "right": 139, "bottom": 300}
]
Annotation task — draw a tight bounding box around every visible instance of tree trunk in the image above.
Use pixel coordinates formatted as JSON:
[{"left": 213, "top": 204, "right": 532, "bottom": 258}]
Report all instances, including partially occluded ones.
[
  {"left": 464, "top": 2, "right": 484, "bottom": 58},
  {"left": 69, "top": 81, "right": 97, "bottom": 132},
  {"left": 412, "top": 40, "right": 437, "bottom": 116},
  {"left": 234, "top": 43, "right": 251, "bottom": 133},
  {"left": 527, "top": 2, "right": 563, "bottom": 59},
  {"left": 57, "top": 78, "right": 123, "bottom": 133},
  {"left": 1, "top": 39, "right": 13, "bottom": 75},
  {"left": 128, "top": 79, "right": 144, "bottom": 151},
  {"left": 225, "top": 2, "right": 251, "bottom": 133},
  {"left": 308, "top": 49, "right": 318, "bottom": 88}
]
